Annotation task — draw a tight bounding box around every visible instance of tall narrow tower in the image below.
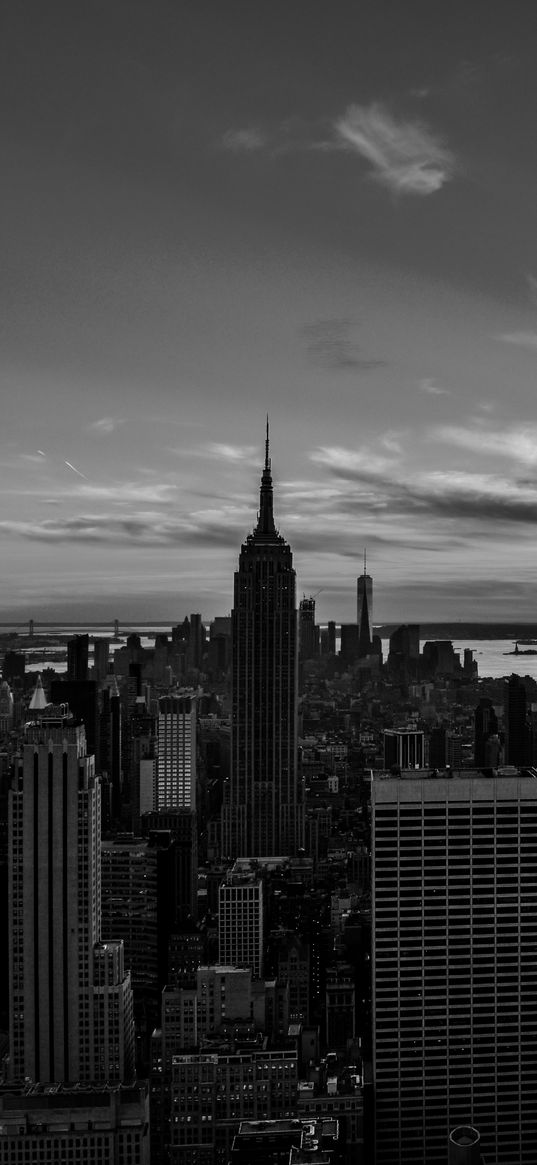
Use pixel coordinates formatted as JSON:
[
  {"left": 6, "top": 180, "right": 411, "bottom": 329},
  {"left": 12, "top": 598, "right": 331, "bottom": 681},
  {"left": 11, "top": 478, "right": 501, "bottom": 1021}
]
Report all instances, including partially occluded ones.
[
  {"left": 8, "top": 702, "right": 135, "bottom": 1087},
  {"left": 222, "top": 422, "right": 303, "bottom": 857},
  {"left": 357, "top": 550, "right": 373, "bottom": 658}
]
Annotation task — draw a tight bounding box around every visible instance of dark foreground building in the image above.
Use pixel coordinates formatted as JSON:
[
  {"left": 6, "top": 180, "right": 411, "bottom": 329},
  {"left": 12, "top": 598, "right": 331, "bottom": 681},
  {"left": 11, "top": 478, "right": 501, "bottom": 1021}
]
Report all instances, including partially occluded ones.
[{"left": 372, "top": 769, "right": 537, "bottom": 1165}]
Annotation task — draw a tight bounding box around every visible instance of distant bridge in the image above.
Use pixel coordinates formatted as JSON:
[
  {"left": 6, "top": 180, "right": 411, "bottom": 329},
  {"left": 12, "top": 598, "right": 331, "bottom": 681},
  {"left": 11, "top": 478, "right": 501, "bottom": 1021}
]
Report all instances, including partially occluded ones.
[{"left": 0, "top": 619, "right": 177, "bottom": 638}]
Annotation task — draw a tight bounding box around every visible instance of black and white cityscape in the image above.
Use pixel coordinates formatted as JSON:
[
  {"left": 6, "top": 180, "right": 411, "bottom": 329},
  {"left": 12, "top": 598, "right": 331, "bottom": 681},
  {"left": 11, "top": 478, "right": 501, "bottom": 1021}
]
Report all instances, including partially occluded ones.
[
  {"left": 5, "top": 4, "right": 537, "bottom": 1164},
  {"left": 2, "top": 434, "right": 537, "bottom": 1165}
]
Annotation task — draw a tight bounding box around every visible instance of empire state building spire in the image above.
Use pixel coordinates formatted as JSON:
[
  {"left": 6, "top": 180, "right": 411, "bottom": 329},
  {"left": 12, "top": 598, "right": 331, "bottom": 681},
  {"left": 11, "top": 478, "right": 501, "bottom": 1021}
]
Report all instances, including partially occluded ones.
[
  {"left": 255, "top": 415, "right": 276, "bottom": 537},
  {"left": 222, "top": 423, "right": 304, "bottom": 859}
]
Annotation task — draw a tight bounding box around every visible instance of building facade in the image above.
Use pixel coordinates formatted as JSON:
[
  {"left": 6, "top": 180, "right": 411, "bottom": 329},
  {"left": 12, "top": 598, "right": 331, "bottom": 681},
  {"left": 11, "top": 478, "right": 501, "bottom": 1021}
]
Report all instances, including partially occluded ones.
[
  {"left": 8, "top": 710, "right": 135, "bottom": 1087},
  {"left": 170, "top": 1049, "right": 298, "bottom": 1165},
  {"left": 156, "top": 692, "right": 197, "bottom": 810},
  {"left": 383, "top": 728, "right": 425, "bottom": 770},
  {"left": 218, "top": 869, "right": 264, "bottom": 978},
  {"left": 372, "top": 771, "right": 537, "bottom": 1165}
]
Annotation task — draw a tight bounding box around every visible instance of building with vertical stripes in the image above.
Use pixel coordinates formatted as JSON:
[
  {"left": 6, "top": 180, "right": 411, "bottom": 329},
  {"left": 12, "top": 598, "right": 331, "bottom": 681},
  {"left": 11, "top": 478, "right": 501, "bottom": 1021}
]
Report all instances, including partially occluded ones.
[
  {"left": 156, "top": 692, "right": 197, "bottom": 810},
  {"left": 218, "top": 868, "right": 264, "bottom": 978},
  {"left": 372, "top": 770, "right": 537, "bottom": 1165},
  {"left": 8, "top": 706, "right": 135, "bottom": 1088}
]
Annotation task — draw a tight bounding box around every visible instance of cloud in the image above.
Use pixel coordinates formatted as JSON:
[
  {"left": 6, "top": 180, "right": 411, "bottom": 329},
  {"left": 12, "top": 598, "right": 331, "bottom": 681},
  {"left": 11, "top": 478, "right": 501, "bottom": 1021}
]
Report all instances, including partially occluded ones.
[
  {"left": 310, "top": 445, "right": 537, "bottom": 526},
  {"left": 221, "top": 128, "right": 266, "bottom": 152},
  {"left": 380, "top": 431, "right": 404, "bottom": 454},
  {"left": 419, "top": 377, "right": 450, "bottom": 396},
  {"left": 310, "top": 445, "right": 398, "bottom": 478},
  {"left": 431, "top": 422, "right": 537, "bottom": 465},
  {"left": 334, "top": 102, "right": 455, "bottom": 195},
  {"left": 301, "top": 319, "right": 384, "bottom": 371},
  {"left": 75, "top": 481, "right": 178, "bottom": 504},
  {"left": 0, "top": 510, "right": 247, "bottom": 549},
  {"left": 203, "top": 443, "right": 259, "bottom": 463},
  {"left": 497, "top": 331, "right": 537, "bottom": 350},
  {"left": 89, "top": 417, "right": 125, "bottom": 434}
]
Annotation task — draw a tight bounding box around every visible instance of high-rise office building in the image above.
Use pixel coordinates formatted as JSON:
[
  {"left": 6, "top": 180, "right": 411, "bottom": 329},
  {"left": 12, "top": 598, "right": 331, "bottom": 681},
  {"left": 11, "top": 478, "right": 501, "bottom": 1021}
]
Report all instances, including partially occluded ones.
[
  {"left": 143, "top": 807, "right": 198, "bottom": 924},
  {"left": 51, "top": 677, "right": 100, "bottom": 758},
  {"left": 100, "top": 676, "right": 122, "bottom": 820},
  {"left": 340, "top": 623, "right": 360, "bottom": 664},
  {"left": 388, "top": 623, "right": 420, "bottom": 670},
  {"left": 218, "top": 868, "right": 264, "bottom": 978},
  {"left": 186, "top": 613, "right": 204, "bottom": 671},
  {"left": 504, "top": 674, "right": 532, "bottom": 766},
  {"left": 8, "top": 706, "right": 135, "bottom": 1087},
  {"left": 299, "top": 596, "right": 319, "bottom": 661},
  {"left": 67, "top": 633, "right": 89, "bottom": 681},
  {"left": 222, "top": 423, "right": 302, "bottom": 858},
  {"left": 93, "top": 638, "right": 110, "bottom": 682},
  {"left": 372, "top": 770, "right": 537, "bottom": 1165},
  {"left": 156, "top": 692, "right": 197, "bottom": 810},
  {"left": 0, "top": 680, "right": 14, "bottom": 733},
  {"left": 383, "top": 728, "right": 424, "bottom": 769},
  {"left": 357, "top": 553, "right": 373, "bottom": 658}
]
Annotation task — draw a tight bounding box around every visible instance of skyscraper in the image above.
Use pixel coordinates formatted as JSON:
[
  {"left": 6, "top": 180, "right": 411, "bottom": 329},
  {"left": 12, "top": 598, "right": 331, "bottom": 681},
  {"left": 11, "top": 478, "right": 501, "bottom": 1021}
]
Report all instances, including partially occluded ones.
[
  {"left": 372, "top": 770, "right": 537, "bottom": 1165},
  {"left": 155, "top": 691, "right": 197, "bottom": 810},
  {"left": 299, "top": 595, "right": 319, "bottom": 662},
  {"left": 357, "top": 552, "right": 372, "bottom": 658},
  {"left": 218, "top": 868, "right": 264, "bottom": 977},
  {"left": 66, "top": 633, "right": 89, "bottom": 681},
  {"left": 222, "top": 423, "right": 303, "bottom": 858},
  {"left": 504, "top": 674, "right": 532, "bottom": 766},
  {"left": 8, "top": 704, "right": 135, "bottom": 1086}
]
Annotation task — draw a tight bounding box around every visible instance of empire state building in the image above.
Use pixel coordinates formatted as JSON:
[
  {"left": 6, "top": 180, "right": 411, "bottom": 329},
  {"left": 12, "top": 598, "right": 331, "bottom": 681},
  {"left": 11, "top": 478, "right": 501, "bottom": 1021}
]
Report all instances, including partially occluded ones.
[{"left": 222, "top": 425, "right": 303, "bottom": 858}]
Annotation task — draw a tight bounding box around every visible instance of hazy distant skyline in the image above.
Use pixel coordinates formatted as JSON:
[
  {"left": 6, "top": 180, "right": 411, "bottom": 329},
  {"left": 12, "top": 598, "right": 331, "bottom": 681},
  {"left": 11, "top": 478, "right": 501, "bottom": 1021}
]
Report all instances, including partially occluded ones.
[{"left": 4, "top": 2, "right": 537, "bottom": 623}]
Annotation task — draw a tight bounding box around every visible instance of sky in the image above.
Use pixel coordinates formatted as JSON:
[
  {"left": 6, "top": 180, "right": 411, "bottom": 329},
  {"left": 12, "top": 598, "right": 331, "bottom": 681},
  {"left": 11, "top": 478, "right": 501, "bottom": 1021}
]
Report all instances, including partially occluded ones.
[{"left": 4, "top": 0, "right": 537, "bottom": 625}]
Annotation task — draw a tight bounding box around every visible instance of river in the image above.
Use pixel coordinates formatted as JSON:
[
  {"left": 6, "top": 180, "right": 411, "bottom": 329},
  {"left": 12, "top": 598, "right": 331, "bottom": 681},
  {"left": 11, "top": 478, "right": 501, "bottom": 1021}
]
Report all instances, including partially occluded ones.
[{"left": 11, "top": 623, "right": 537, "bottom": 681}]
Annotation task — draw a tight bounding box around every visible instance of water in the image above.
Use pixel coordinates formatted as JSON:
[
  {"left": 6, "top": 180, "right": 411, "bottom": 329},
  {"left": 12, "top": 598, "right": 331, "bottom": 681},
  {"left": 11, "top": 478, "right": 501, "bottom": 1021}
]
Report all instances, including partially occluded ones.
[
  {"left": 12, "top": 623, "right": 537, "bottom": 680},
  {"left": 379, "top": 639, "right": 537, "bottom": 681},
  {"left": 452, "top": 640, "right": 537, "bottom": 681},
  {"left": 10, "top": 624, "right": 172, "bottom": 674}
]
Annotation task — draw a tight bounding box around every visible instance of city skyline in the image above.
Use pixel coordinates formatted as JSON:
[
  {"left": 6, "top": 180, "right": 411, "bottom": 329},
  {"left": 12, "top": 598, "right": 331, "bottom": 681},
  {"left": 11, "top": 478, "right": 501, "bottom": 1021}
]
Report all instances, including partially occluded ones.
[{"left": 4, "top": 3, "right": 537, "bottom": 622}]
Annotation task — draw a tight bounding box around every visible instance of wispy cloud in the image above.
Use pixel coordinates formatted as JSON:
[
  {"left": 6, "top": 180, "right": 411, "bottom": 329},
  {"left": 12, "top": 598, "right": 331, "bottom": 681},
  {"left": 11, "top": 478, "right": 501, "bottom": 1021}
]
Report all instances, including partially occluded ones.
[
  {"left": 431, "top": 422, "right": 537, "bottom": 465},
  {"left": 203, "top": 443, "right": 259, "bottom": 463},
  {"left": 334, "top": 103, "right": 455, "bottom": 196},
  {"left": 75, "top": 481, "right": 178, "bottom": 504},
  {"left": 310, "top": 444, "right": 537, "bottom": 527},
  {"left": 419, "top": 377, "right": 450, "bottom": 396},
  {"left": 0, "top": 508, "right": 248, "bottom": 549},
  {"left": 301, "top": 318, "right": 384, "bottom": 371},
  {"left": 89, "top": 417, "right": 125, "bottom": 434},
  {"left": 497, "top": 331, "right": 537, "bottom": 350},
  {"left": 170, "top": 443, "right": 260, "bottom": 466},
  {"left": 222, "top": 102, "right": 455, "bottom": 198},
  {"left": 221, "top": 127, "right": 266, "bottom": 152}
]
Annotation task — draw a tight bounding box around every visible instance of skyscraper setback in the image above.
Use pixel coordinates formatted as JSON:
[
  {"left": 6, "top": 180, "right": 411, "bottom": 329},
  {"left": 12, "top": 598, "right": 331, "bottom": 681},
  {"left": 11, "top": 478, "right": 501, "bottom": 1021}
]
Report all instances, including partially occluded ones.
[{"left": 222, "top": 424, "right": 303, "bottom": 857}]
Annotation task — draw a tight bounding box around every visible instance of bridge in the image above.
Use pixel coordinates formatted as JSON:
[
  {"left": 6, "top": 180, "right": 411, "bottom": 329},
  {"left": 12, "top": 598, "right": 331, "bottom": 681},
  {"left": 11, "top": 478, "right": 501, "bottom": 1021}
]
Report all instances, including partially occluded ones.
[{"left": 0, "top": 619, "right": 176, "bottom": 639}]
